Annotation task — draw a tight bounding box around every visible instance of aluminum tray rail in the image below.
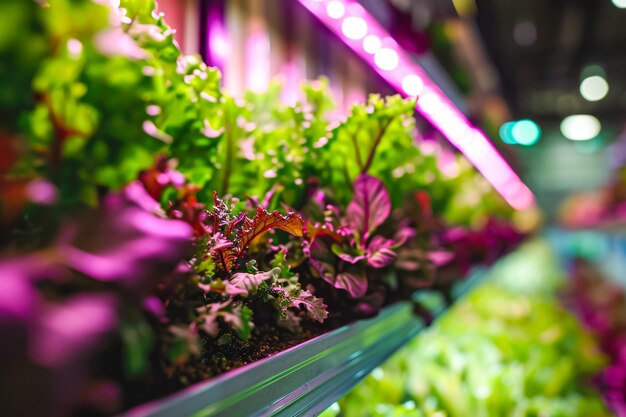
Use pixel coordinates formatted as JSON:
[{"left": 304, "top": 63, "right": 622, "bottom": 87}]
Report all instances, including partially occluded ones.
[{"left": 122, "top": 268, "right": 488, "bottom": 417}]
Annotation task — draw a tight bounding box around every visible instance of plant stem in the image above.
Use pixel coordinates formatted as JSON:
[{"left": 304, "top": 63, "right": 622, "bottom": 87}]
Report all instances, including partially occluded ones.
[
  {"left": 349, "top": 128, "right": 364, "bottom": 171},
  {"left": 41, "top": 93, "right": 84, "bottom": 168},
  {"left": 361, "top": 117, "right": 394, "bottom": 174},
  {"left": 221, "top": 107, "right": 234, "bottom": 195}
]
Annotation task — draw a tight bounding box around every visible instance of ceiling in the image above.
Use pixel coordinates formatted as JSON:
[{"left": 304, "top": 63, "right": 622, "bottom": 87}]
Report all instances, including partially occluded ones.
[
  {"left": 360, "top": 0, "right": 625, "bottom": 216},
  {"left": 474, "top": 0, "right": 626, "bottom": 126}
]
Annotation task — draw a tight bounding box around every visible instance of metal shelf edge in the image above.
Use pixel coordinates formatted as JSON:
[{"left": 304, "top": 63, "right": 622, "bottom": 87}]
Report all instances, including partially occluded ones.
[{"left": 121, "top": 268, "right": 488, "bottom": 417}]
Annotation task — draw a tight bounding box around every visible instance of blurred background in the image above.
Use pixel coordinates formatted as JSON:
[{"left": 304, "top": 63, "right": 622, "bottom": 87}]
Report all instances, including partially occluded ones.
[{"left": 158, "top": 0, "right": 626, "bottom": 222}]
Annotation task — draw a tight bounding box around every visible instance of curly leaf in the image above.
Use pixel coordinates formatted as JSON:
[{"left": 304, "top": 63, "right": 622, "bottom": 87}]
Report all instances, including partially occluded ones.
[
  {"left": 238, "top": 207, "right": 304, "bottom": 251},
  {"left": 277, "top": 310, "right": 303, "bottom": 333},
  {"left": 214, "top": 208, "right": 304, "bottom": 274},
  {"left": 305, "top": 220, "right": 346, "bottom": 246},
  {"left": 291, "top": 290, "right": 328, "bottom": 322},
  {"left": 197, "top": 300, "right": 254, "bottom": 339},
  {"left": 335, "top": 270, "right": 368, "bottom": 298},
  {"left": 222, "top": 305, "right": 253, "bottom": 339},
  {"left": 197, "top": 280, "right": 248, "bottom": 297},
  {"left": 229, "top": 267, "right": 281, "bottom": 293},
  {"left": 346, "top": 174, "right": 390, "bottom": 239}
]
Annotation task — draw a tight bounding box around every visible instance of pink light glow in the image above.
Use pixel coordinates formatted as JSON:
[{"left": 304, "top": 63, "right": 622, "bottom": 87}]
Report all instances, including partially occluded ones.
[
  {"left": 245, "top": 24, "right": 271, "bottom": 93},
  {"left": 297, "top": 0, "right": 535, "bottom": 210},
  {"left": 208, "top": 19, "right": 229, "bottom": 68},
  {"left": 280, "top": 60, "right": 304, "bottom": 106}
]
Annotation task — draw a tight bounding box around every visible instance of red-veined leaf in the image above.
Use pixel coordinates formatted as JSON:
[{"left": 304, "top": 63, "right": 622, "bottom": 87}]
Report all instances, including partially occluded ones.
[{"left": 346, "top": 174, "right": 390, "bottom": 239}]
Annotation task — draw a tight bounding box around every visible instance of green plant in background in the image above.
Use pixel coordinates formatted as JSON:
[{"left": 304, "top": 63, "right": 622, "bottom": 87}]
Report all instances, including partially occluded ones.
[
  {"left": 438, "top": 156, "right": 516, "bottom": 228},
  {"left": 336, "top": 241, "right": 611, "bottom": 417},
  {"left": 325, "top": 95, "right": 440, "bottom": 208}
]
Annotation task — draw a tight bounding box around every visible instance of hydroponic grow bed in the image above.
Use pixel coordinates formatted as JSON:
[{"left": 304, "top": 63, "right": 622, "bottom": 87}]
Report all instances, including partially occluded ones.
[
  {"left": 0, "top": 1, "right": 530, "bottom": 416},
  {"left": 122, "top": 269, "right": 488, "bottom": 417}
]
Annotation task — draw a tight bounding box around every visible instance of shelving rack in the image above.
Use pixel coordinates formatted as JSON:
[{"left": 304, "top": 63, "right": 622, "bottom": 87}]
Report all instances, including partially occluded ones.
[
  {"left": 115, "top": 3, "right": 528, "bottom": 416},
  {"left": 122, "top": 268, "right": 488, "bottom": 417}
]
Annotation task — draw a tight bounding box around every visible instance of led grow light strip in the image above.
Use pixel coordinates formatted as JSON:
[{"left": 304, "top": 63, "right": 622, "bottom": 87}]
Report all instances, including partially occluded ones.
[{"left": 298, "top": 0, "right": 535, "bottom": 210}]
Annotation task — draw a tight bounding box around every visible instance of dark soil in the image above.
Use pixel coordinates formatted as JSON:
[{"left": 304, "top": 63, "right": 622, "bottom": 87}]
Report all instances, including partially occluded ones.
[
  {"left": 171, "top": 323, "right": 324, "bottom": 384},
  {"left": 121, "top": 322, "right": 327, "bottom": 412}
]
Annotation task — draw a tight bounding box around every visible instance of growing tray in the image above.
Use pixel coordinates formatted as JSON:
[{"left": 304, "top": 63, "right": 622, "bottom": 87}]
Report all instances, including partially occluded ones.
[{"left": 122, "top": 268, "right": 489, "bottom": 417}]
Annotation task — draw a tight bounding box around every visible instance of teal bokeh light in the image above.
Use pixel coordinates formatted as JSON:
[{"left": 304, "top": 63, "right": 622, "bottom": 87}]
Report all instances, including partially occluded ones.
[
  {"left": 499, "top": 122, "right": 516, "bottom": 144},
  {"left": 499, "top": 119, "right": 541, "bottom": 146},
  {"left": 512, "top": 119, "right": 541, "bottom": 145}
]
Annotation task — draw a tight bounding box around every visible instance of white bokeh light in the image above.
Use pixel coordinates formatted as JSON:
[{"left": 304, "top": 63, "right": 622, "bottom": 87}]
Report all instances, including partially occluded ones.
[
  {"left": 326, "top": 1, "right": 345, "bottom": 19},
  {"left": 560, "top": 114, "right": 601, "bottom": 141},
  {"left": 402, "top": 74, "right": 424, "bottom": 96},
  {"left": 579, "top": 75, "right": 609, "bottom": 101},
  {"left": 362, "top": 35, "right": 381, "bottom": 54},
  {"left": 374, "top": 48, "right": 399, "bottom": 71},
  {"left": 341, "top": 16, "right": 368, "bottom": 40},
  {"left": 612, "top": 0, "right": 626, "bottom": 8}
]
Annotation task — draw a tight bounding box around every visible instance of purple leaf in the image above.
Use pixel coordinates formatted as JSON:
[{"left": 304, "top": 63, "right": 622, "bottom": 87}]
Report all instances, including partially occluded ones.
[
  {"left": 335, "top": 270, "right": 368, "bottom": 298},
  {"left": 56, "top": 184, "right": 193, "bottom": 290},
  {"left": 428, "top": 251, "right": 454, "bottom": 266},
  {"left": 355, "top": 291, "right": 386, "bottom": 316},
  {"left": 0, "top": 256, "right": 65, "bottom": 321},
  {"left": 336, "top": 252, "right": 367, "bottom": 264},
  {"left": 0, "top": 272, "right": 38, "bottom": 322},
  {"left": 393, "top": 224, "right": 416, "bottom": 246},
  {"left": 30, "top": 295, "right": 117, "bottom": 367},
  {"left": 346, "top": 174, "right": 391, "bottom": 239},
  {"left": 307, "top": 236, "right": 367, "bottom": 298},
  {"left": 291, "top": 290, "right": 328, "bottom": 322},
  {"left": 142, "top": 296, "right": 167, "bottom": 322},
  {"left": 366, "top": 236, "right": 397, "bottom": 268},
  {"left": 307, "top": 238, "right": 338, "bottom": 284}
]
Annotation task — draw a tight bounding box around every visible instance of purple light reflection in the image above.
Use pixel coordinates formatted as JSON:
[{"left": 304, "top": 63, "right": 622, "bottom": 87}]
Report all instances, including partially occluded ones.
[{"left": 297, "top": 0, "right": 535, "bottom": 210}]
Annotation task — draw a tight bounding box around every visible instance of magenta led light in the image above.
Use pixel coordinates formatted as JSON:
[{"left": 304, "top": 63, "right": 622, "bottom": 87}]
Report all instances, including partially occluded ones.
[{"left": 297, "top": 0, "right": 535, "bottom": 210}]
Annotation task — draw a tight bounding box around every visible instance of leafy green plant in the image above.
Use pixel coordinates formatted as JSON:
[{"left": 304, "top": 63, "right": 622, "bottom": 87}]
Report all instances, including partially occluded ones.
[
  {"left": 0, "top": 0, "right": 524, "bottom": 415},
  {"left": 337, "top": 242, "right": 611, "bottom": 417}
]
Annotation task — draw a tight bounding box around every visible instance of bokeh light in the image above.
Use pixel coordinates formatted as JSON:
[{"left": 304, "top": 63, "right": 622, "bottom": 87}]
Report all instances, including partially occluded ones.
[
  {"left": 341, "top": 16, "right": 368, "bottom": 40},
  {"left": 579, "top": 75, "right": 609, "bottom": 102},
  {"left": 362, "top": 35, "right": 381, "bottom": 54},
  {"left": 511, "top": 120, "right": 541, "bottom": 146},
  {"left": 374, "top": 48, "right": 399, "bottom": 71},
  {"left": 612, "top": 0, "right": 626, "bottom": 8},
  {"left": 560, "top": 114, "right": 601, "bottom": 141},
  {"left": 401, "top": 74, "right": 424, "bottom": 97},
  {"left": 499, "top": 120, "right": 540, "bottom": 146},
  {"left": 326, "top": 1, "right": 345, "bottom": 19}
]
